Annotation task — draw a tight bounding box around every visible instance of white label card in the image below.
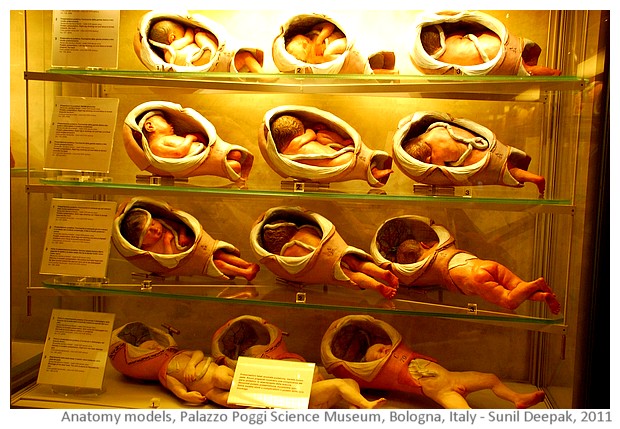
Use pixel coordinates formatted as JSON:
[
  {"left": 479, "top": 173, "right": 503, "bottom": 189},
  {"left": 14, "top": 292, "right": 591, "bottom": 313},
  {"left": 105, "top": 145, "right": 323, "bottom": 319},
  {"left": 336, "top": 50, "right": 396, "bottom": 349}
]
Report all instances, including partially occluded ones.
[
  {"left": 37, "top": 309, "right": 115, "bottom": 389},
  {"left": 40, "top": 198, "right": 117, "bottom": 278},
  {"left": 45, "top": 96, "right": 119, "bottom": 173},
  {"left": 228, "top": 357, "right": 315, "bottom": 409},
  {"left": 51, "top": 10, "right": 120, "bottom": 69}
]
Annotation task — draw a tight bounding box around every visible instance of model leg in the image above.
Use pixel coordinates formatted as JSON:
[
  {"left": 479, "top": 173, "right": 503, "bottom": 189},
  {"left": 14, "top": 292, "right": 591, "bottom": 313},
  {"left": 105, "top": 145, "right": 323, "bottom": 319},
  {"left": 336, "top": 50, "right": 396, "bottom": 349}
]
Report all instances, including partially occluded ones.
[
  {"left": 498, "top": 270, "right": 560, "bottom": 314},
  {"left": 342, "top": 255, "right": 399, "bottom": 287},
  {"left": 226, "top": 149, "right": 243, "bottom": 175},
  {"left": 213, "top": 250, "right": 260, "bottom": 281},
  {"left": 309, "top": 379, "right": 386, "bottom": 409},
  {"left": 371, "top": 166, "right": 394, "bottom": 181},
  {"left": 445, "top": 371, "right": 546, "bottom": 409},
  {"left": 509, "top": 167, "right": 546, "bottom": 195},
  {"left": 213, "top": 365, "right": 234, "bottom": 391},
  {"left": 341, "top": 256, "right": 398, "bottom": 299},
  {"left": 234, "top": 51, "right": 264, "bottom": 73},
  {"left": 474, "top": 262, "right": 558, "bottom": 312},
  {"left": 340, "top": 267, "right": 396, "bottom": 299}
]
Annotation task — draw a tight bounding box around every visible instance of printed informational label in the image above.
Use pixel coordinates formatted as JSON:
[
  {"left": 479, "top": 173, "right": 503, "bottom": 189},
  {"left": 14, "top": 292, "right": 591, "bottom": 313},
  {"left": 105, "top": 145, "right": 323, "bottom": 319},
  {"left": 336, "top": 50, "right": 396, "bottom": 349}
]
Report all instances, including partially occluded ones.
[
  {"left": 37, "top": 309, "right": 115, "bottom": 389},
  {"left": 51, "top": 10, "right": 119, "bottom": 69},
  {"left": 40, "top": 198, "right": 117, "bottom": 278},
  {"left": 228, "top": 357, "right": 315, "bottom": 409},
  {"left": 45, "top": 96, "right": 119, "bottom": 173}
]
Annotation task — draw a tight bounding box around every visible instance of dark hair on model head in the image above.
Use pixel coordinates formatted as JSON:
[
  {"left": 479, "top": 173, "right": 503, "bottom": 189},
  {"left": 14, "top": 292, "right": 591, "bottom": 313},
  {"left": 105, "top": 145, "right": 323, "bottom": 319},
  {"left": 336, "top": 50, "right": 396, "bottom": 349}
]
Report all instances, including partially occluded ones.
[
  {"left": 396, "top": 239, "right": 424, "bottom": 264},
  {"left": 271, "top": 114, "right": 305, "bottom": 151},
  {"left": 402, "top": 136, "right": 432, "bottom": 162},
  {"left": 149, "top": 19, "right": 183, "bottom": 45},
  {"left": 121, "top": 209, "right": 150, "bottom": 248},
  {"left": 420, "top": 25, "right": 442, "bottom": 55}
]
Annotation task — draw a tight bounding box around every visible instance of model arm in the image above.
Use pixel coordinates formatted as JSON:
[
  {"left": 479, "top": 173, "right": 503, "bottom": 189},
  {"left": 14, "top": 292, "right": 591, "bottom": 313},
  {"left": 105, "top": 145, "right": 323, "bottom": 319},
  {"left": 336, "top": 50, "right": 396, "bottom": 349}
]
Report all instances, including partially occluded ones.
[
  {"left": 182, "top": 350, "right": 204, "bottom": 383},
  {"left": 194, "top": 30, "right": 217, "bottom": 51},
  {"left": 315, "top": 129, "right": 353, "bottom": 147},
  {"left": 313, "top": 22, "right": 336, "bottom": 49},
  {"left": 162, "top": 229, "right": 176, "bottom": 254},
  {"left": 170, "top": 27, "right": 195, "bottom": 51},
  {"left": 156, "top": 134, "right": 198, "bottom": 158},
  {"left": 165, "top": 375, "right": 207, "bottom": 404}
]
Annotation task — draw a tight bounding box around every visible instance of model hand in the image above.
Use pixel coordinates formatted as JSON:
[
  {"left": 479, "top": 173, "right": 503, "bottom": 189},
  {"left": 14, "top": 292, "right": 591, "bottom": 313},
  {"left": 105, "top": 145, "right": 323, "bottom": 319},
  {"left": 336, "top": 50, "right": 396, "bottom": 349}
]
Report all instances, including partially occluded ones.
[
  {"left": 183, "top": 366, "right": 197, "bottom": 383},
  {"left": 183, "top": 390, "right": 206, "bottom": 404}
]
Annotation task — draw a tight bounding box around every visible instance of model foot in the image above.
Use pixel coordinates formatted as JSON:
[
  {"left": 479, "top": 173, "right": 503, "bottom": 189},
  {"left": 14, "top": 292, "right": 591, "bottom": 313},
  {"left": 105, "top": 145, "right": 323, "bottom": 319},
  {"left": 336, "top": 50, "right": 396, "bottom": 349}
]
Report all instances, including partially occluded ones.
[
  {"left": 376, "top": 283, "right": 398, "bottom": 299},
  {"left": 515, "top": 390, "right": 545, "bottom": 409},
  {"left": 364, "top": 397, "right": 387, "bottom": 409},
  {"left": 533, "top": 177, "right": 546, "bottom": 196},
  {"left": 242, "top": 263, "right": 260, "bottom": 281},
  {"left": 531, "top": 277, "right": 552, "bottom": 293},
  {"left": 545, "top": 293, "right": 561, "bottom": 314},
  {"left": 371, "top": 167, "right": 394, "bottom": 181},
  {"left": 380, "top": 270, "right": 400, "bottom": 288}
]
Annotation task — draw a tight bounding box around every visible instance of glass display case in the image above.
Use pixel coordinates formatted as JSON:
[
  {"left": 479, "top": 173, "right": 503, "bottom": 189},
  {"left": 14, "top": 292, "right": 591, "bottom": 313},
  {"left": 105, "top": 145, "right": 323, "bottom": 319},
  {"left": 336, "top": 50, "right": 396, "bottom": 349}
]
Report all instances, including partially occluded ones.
[{"left": 9, "top": 9, "right": 609, "bottom": 410}]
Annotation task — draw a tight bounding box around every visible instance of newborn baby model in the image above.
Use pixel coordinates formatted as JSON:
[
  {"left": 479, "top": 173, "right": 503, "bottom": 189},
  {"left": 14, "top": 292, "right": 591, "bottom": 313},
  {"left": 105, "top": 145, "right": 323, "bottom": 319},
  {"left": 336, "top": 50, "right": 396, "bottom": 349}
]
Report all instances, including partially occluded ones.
[
  {"left": 393, "top": 111, "right": 545, "bottom": 195},
  {"left": 250, "top": 206, "right": 398, "bottom": 299},
  {"left": 410, "top": 10, "right": 562, "bottom": 76},
  {"left": 259, "top": 105, "right": 393, "bottom": 187},
  {"left": 321, "top": 315, "right": 547, "bottom": 409},
  {"left": 112, "top": 196, "right": 259, "bottom": 281},
  {"left": 370, "top": 215, "right": 560, "bottom": 314},
  {"left": 123, "top": 101, "right": 254, "bottom": 181}
]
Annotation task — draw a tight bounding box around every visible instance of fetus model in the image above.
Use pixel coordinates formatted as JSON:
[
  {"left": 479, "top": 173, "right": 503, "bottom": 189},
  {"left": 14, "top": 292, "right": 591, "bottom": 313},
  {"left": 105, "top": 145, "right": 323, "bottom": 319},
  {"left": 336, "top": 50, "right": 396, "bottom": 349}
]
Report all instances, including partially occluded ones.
[
  {"left": 410, "top": 10, "right": 561, "bottom": 76},
  {"left": 273, "top": 13, "right": 396, "bottom": 75},
  {"left": 112, "top": 196, "right": 259, "bottom": 281},
  {"left": 370, "top": 215, "right": 560, "bottom": 313},
  {"left": 134, "top": 10, "right": 265, "bottom": 74},
  {"left": 273, "top": 13, "right": 364, "bottom": 74},
  {"left": 250, "top": 206, "right": 398, "bottom": 299},
  {"left": 123, "top": 100, "right": 254, "bottom": 181},
  {"left": 392, "top": 111, "right": 545, "bottom": 195},
  {"left": 109, "top": 321, "right": 236, "bottom": 407},
  {"left": 259, "top": 105, "right": 393, "bottom": 187},
  {"left": 321, "top": 315, "right": 547, "bottom": 409},
  {"left": 211, "top": 315, "right": 306, "bottom": 368}
]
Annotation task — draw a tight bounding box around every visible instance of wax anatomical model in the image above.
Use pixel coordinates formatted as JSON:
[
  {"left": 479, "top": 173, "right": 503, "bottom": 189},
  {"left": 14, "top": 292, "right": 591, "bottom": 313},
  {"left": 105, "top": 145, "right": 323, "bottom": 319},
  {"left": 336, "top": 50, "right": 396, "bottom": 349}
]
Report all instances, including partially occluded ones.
[
  {"left": 109, "top": 318, "right": 385, "bottom": 409},
  {"left": 259, "top": 105, "right": 393, "bottom": 187},
  {"left": 321, "top": 315, "right": 547, "bottom": 409},
  {"left": 108, "top": 321, "right": 236, "bottom": 407},
  {"left": 112, "top": 197, "right": 259, "bottom": 281},
  {"left": 211, "top": 315, "right": 305, "bottom": 368},
  {"left": 272, "top": 13, "right": 396, "bottom": 75},
  {"left": 250, "top": 206, "right": 399, "bottom": 299},
  {"left": 123, "top": 101, "right": 254, "bottom": 181},
  {"left": 370, "top": 215, "right": 560, "bottom": 313},
  {"left": 410, "top": 10, "right": 561, "bottom": 76},
  {"left": 134, "top": 10, "right": 265, "bottom": 74},
  {"left": 392, "top": 111, "right": 545, "bottom": 195},
  {"left": 211, "top": 315, "right": 387, "bottom": 409}
]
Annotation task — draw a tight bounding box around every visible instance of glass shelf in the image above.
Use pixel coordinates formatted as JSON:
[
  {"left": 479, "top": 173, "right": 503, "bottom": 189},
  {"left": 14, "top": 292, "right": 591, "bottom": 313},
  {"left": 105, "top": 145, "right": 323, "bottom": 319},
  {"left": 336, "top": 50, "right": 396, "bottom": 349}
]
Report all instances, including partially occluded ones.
[
  {"left": 26, "top": 178, "right": 574, "bottom": 214},
  {"left": 37, "top": 277, "right": 565, "bottom": 334},
  {"left": 24, "top": 70, "right": 586, "bottom": 100}
]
